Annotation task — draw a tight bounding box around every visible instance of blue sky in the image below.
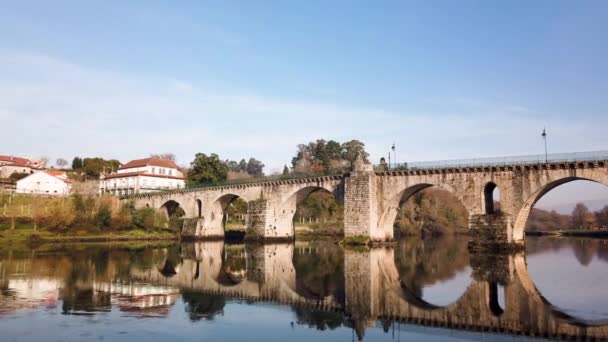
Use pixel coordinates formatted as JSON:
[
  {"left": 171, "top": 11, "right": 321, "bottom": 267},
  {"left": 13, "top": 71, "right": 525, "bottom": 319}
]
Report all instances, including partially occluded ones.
[{"left": 1, "top": 0, "right": 607, "bottom": 181}]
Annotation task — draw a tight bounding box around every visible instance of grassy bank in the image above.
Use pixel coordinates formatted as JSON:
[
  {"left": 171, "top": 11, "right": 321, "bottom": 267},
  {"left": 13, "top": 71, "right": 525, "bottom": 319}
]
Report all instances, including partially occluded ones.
[
  {"left": 294, "top": 224, "right": 342, "bottom": 241},
  {"left": 0, "top": 228, "right": 177, "bottom": 247}
]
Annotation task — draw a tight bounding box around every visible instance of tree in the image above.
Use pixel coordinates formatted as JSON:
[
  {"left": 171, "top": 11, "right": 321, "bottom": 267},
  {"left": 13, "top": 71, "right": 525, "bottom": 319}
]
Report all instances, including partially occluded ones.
[
  {"left": 82, "top": 158, "right": 121, "bottom": 177},
  {"left": 283, "top": 165, "right": 290, "bottom": 175},
  {"left": 188, "top": 153, "right": 229, "bottom": 184},
  {"left": 238, "top": 159, "right": 248, "bottom": 173},
  {"left": 38, "top": 156, "right": 49, "bottom": 168},
  {"left": 571, "top": 203, "right": 593, "bottom": 229},
  {"left": 56, "top": 158, "right": 68, "bottom": 169},
  {"left": 150, "top": 153, "right": 176, "bottom": 162},
  {"left": 246, "top": 158, "right": 265, "bottom": 177},
  {"left": 72, "top": 157, "right": 83, "bottom": 170},
  {"left": 291, "top": 139, "right": 370, "bottom": 173},
  {"left": 9, "top": 172, "right": 29, "bottom": 182},
  {"left": 226, "top": 160, "right": 240, "bottom": 173},
  {"left": 596, "top": 206, "right": 608, "bottom": 228},
  {"left": 342, "top": 140, "right": 369, "bottom": 163}
]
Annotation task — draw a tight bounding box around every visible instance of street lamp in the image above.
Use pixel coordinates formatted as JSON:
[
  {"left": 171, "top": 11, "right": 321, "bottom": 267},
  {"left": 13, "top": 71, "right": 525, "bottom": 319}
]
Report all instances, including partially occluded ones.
[
  {"left": 542, "top": 128, "right": 548, "bottom": 163},
  {"left": 392, "top": 142, "right": 396, "bottom": 168}
]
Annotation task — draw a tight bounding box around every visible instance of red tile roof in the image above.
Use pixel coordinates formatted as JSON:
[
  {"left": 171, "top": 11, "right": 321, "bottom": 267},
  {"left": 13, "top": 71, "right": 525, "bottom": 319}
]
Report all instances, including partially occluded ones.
[
  {"left": 119, "top": 158, "right": 179, "bottom": 170},
  {"left": 41, "top": 171, "right": 70, "bottom": 183},
  {"left": 0, "top": 155, "right": 37, "bottom": 168},
  {"left": 45, "top": 170, "right": 66, "bottom": 177},
  {"left": 102, "top": 171, "right": 184, "bottom": 180}
]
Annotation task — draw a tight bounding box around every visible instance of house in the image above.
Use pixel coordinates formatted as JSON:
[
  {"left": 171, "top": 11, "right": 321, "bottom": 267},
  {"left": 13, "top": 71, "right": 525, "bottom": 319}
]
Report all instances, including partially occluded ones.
[
  {"left": 0, "top": 155, "right": 42, "bottom": 179},
  {"left": 99, "top": 158, "right": 185, "bottom": 196},
  {"left": 16, "top": 171, "right": 71, "bottom": 196}
]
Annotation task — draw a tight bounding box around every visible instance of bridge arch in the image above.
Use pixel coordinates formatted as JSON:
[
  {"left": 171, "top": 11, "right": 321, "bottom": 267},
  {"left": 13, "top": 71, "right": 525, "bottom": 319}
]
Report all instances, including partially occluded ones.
[
  {"left": 512, "top": 175, "right": 608, "bottom": 241},
  {"left": 206, "top": 193, "right": 249, "bottom": 238},
  {"left": 378, "top": 183, "right": 468, "bottom": 236},
  {"left": 276, "top": 184, "right": 343, "bottom": 237}
]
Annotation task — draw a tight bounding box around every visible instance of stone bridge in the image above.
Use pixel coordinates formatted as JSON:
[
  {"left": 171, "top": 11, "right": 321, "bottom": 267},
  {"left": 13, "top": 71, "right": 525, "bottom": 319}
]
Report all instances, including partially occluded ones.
[
  {"left": 123, "top": 152, "right": 608, "bottom": 246},
  {"left": 130, "top": 241, "right": 608, "bottom": 340}
]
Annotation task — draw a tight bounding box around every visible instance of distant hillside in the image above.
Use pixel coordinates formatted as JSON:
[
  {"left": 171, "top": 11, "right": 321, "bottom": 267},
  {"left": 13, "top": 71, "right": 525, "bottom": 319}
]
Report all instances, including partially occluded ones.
[
  {"left": 537, "top": 198, "right": 608, "bottom": 215},
  {"left": 525, "top": 208, "right": 571, "bottom": 232}
]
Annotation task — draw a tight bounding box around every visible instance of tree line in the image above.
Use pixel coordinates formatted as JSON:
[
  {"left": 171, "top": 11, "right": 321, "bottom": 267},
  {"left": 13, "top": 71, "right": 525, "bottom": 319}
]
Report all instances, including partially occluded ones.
[{"left": 526, "top": 203, "right": 608, "bottom": 231}]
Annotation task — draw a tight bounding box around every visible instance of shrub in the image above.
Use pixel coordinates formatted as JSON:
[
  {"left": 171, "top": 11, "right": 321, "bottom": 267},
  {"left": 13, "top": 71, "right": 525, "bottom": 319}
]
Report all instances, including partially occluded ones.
[
  {"left": 132, "top": 207, "right": 165, "bottom": 231},
  {"left": 95, "top": 205, "right": 112, "bottom": 230},
  {"left": 33, "top": 198, "right": 76, "bottom": 231}
]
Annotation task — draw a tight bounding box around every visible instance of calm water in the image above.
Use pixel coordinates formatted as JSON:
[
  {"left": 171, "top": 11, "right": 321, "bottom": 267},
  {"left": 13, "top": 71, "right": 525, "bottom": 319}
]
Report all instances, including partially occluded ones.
[{"left": 1, "top": 237, "right": 607, "bottom": 341}]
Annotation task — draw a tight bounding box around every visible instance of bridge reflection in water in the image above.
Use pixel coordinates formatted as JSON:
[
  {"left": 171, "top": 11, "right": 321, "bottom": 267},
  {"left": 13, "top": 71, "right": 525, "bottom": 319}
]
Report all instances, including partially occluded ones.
[
  {"left": 124, "top": 240, "right": 608, "bottom": 341},
  {"left": 1, "top": 239, "right": 607, "bottom": 341}
]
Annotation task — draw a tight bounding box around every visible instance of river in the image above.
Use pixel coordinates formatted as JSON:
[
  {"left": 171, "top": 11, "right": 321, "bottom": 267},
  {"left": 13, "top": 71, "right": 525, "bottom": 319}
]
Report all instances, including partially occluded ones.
[{"left": 0, "top": 236, "right": 607, "bottom": 341}]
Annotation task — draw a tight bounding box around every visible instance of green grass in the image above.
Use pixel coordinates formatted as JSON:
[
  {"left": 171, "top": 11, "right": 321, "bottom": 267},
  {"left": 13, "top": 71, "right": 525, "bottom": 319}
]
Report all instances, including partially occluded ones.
[
  {"left": 0, "top": 228, "right": 177, "bottom": 247},
  {"left": 340, "top": 235, "right": 371, "bottom": 247}
]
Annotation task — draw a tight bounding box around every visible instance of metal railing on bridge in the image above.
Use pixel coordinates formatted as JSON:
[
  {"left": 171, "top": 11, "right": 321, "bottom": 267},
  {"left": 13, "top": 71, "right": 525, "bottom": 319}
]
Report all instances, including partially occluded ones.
[
  {"left": 381, "top": 150, "right": 608, "bottom": 171},
  {"left": 122, "top": 150, "right": 608, "bottom": 197},
  {"left": 185, "top": 167, "right": 348, "bottom": 190}
]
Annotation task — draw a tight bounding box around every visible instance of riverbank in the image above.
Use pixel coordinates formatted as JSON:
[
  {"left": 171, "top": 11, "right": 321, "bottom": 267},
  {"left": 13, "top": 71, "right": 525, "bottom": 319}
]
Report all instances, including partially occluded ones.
[
  {"left": 526, "top": 230, "right": 608, "bottom": 238},
  {"left": 0, "top": 228, "right": 177, "bottom": 247}
]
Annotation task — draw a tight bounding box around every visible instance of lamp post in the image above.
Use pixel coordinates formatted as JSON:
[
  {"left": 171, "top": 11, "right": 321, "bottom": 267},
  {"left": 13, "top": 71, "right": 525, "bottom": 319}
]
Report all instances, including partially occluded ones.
[
  {"left": 542, "top": 128, "right": 548, "bottom": 163},
  {"left": 392, "top": 142, "right": 396, "bottom": 168}
]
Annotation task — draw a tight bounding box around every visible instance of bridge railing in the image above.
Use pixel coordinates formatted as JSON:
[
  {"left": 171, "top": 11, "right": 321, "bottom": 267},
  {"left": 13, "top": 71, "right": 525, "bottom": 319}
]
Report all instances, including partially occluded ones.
[
  {"left": 379, "top": 150, "right": 608, "bottom": 171},
  {"left": 185, "top": 168, "right": 349, "bottom": 190}
]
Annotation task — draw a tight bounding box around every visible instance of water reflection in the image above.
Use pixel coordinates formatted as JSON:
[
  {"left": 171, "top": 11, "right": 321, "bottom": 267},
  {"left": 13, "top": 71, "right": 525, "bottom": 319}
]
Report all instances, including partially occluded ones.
[
  {"left": 0, "top": 238, "right": 607, "bottom": 341},
  {"left": 527, "top": 237, "right": 608, "bottom": 323},
  {"left": 394, "top": 236, "right": 471, "bottom": 307}
]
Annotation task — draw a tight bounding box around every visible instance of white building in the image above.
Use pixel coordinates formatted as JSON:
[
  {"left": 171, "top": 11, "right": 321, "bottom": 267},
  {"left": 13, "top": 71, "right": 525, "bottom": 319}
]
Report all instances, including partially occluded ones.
[
  {"left": 99, "top": 158, "right": 185, "bottom": 196},
  {"left": 16, "top": 171, "right": 71, "bottom": 196}
]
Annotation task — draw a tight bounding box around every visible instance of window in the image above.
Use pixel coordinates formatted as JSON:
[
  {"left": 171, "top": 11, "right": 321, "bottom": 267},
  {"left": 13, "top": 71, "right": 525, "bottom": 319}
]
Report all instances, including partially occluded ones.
[
  {"left": 151, "top": 167, "right": 156, "bottom": 174},
  {"left": 169, "top": 170, "right": 172, "bottom": 176}
]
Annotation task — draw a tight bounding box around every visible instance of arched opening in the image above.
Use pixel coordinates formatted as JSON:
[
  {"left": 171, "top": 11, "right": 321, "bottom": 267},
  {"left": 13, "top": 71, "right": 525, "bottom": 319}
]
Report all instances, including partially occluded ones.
[
  {"left": 518, "top": 179, "right": 608, "bottom": 238},
  {"left": 196, "top": 199, "right": 202, "bottom": 218},
  {"left": 213, "top": 194, "right": 248, "bottom": 242},
  {"left": 488, "top": 281, "right": 505, "bottom": 316},
  {"left": 394, "top": 236, "right": 472, "bottom": 308},
  {"left": 484, "top": 182, "right": 500, "bottom": 214},
  {"left": 521, "top": 179, "right": 608, "bottom": 323},
  {"left": 292, "top": 187, "right": 343, "bottom": 239},
  {"left": 161, "top": 200, "right": 185, "bottom": 231},
  {"left": 393, "top": 185, "right": 469, "bottom": 238}
]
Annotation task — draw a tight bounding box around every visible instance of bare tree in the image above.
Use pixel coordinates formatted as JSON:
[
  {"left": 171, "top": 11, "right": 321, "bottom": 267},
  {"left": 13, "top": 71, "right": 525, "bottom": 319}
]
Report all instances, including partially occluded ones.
[
  {"left": 38, "top": 156, "right": 49, "bottom": 168},
  {"left": 56, "top": 158, "right": 68, "bottom": 169},
  {"left": 150, "top": 153, "right": 176, "bottom": 162},
  {"left": 571, "top": 203, "right": 594, "bottom": 230}
]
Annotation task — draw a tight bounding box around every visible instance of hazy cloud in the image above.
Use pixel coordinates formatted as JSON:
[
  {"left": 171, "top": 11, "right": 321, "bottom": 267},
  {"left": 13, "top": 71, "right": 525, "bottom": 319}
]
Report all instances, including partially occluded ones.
[{"left": 1, "top": 50, "right": 606, "bottom": 170}]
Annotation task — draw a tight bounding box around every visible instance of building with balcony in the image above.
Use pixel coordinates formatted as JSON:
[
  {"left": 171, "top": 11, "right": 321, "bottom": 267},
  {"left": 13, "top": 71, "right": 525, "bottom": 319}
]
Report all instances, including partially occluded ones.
[{"left": 99, "top": 158, "right": 185, "bottom": 196}]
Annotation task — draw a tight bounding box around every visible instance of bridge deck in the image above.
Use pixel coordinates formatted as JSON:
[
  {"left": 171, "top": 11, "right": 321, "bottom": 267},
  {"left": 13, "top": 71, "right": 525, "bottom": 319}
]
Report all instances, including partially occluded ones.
[{"left": 121, "top": 150, "right": 608, "bottom": 199}]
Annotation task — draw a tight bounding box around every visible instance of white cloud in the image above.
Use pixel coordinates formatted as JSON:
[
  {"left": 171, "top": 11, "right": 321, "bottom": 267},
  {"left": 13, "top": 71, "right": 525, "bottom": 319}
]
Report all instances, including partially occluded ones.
[{"left": 1, "top": 50, "right": 606, "bottom": 171}]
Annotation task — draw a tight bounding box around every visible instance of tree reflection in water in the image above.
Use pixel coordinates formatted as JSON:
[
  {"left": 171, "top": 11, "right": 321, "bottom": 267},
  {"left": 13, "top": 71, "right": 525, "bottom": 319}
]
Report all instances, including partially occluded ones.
[
  {"left": 394, "top": 235, "right": 470, "bottom": 306},
  {"left": 293, "top": 242, "right": 344, "bottom": 301},
  {"left": 182, "top": 291, "right": 225, "bottom": 321}
]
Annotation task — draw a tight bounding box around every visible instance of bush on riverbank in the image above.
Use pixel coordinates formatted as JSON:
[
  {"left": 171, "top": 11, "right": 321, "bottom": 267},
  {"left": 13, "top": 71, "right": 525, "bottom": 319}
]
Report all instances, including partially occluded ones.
[{"left": 0, "top": 193, "right": 168, "bottom": 233}]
